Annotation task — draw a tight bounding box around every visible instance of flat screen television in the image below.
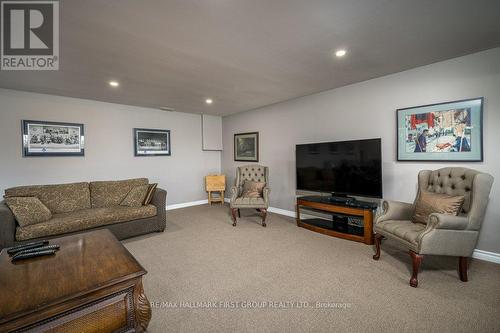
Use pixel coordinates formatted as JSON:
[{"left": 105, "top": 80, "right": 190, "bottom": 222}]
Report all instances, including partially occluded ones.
[{"left": 296, "top": 138, "right": 382, "bottom": 198}]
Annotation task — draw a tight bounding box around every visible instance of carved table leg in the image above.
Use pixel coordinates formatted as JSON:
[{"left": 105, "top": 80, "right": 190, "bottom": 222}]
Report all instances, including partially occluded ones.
[
  {"left": 231, "top": 208, "right": 238, "bottom": 226},
  {"left": 261, "top": 209, "right": 267, "bottom": 227},
  {"left": 373, "top": 234, "right": 383, "bottom": 260},
  {"left": 409, "top": 251, "right": 424, "bottom": 288},
  {"left": 459, "top": 256, "right": 468, "bottom": 282},
  {"left": 134, "top": 280, "right": 151, "bottom": 333}
]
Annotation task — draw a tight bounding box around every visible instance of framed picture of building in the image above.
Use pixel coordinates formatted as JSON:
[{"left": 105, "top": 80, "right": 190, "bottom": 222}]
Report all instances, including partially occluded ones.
[
  {"left": 22, "top": 120, "right": 85, "bottom": 157},
  {"left": 234, "top": 132, "right": 259, "bottom": 162},
  {"left": 134, "top": 128, "right": 171, "bottom": 156},
  {"left": 396, "top": 97, "right": 483, "bottom": 161}
]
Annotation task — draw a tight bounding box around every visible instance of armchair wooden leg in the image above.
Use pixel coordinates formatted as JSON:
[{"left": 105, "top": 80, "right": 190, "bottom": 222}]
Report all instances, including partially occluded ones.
[
  {"left": 409, "top": 251, "right": 424, "bottom": 288},
  {"left": 372, "top": 234, "right": 383, "bottom": 260},
  {"left": 231, "top": 208, "right": 238, "bottom": 226},
  {"left": 238, "top": 209, "right": 241, "bottom": 218},
  {"left": 261, "top": 209, "right": 267, "bottom": 227},
  {"left": 459, "top": 256, "right": 468, "bottom": 282}
]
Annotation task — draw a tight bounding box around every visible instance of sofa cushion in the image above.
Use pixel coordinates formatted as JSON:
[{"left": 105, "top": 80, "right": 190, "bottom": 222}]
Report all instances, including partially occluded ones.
[
  {"left": 5, "top": 197, "right": 52, "bottom": 227},
  {"left": 16, "top": 205, "right": 157, "bottom": 241},
  {"left": 4, "top": 182, "right": 91, "bottom": 214},
  {"left": 90, "top": 178, "right": 149, "bottom": 208},
  {"left": 412, "top": 190, "right": 464, "bottom": 225},
  {"left": 120, "top": 185, "right": 150, "bottom": 207},
  {"left": 375, "top": 219, "right": 426, "bottom": 245}
]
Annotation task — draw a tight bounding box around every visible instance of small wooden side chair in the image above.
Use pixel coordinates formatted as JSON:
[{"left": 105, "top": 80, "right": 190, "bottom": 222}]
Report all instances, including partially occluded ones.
[{"left": 205, "top": 175, "right": 226, "bottom": 205}]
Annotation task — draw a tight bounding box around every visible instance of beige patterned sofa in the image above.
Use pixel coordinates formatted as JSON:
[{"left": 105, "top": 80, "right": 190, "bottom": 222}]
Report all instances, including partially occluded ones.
[{"left": 0, "top": 178, "right": 166, "bottom": 249}]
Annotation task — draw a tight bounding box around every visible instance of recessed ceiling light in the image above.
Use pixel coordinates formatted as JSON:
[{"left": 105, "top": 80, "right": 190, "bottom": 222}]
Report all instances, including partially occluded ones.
[
  {"left": 109, "top": 80, "right": 119, "bottom": 87},
  {"left": 205, "top": 98, "right": 213, "bottom": 104},
  {"left": 335, "top": 49, "right": 347, "bottom": 57}
]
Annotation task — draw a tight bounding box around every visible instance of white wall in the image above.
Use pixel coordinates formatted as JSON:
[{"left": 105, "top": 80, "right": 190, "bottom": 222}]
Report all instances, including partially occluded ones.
[
  {"left": 0, "top": 89, "right": 220, "bottom": 205},
  {"left": 222, "top": 47, "right": 500, "bottom": 253}
]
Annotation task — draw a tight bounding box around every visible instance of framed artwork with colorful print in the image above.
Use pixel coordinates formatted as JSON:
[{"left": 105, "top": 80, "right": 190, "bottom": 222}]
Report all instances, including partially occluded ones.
[{"left": 397, "top": 97, "right": 483, "bottom": 162}]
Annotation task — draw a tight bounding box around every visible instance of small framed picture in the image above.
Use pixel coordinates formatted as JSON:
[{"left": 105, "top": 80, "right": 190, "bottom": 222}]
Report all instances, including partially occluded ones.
[
  {"left": 22, "top": 120, "right": 85, "bottom": 157},
  {"left": 134, "top": 128, "right": 171, "bottom": 156},
  {"left": 397, "top": 97, "right": 483, "bottom": 162},
  {"left": 234, "top": 132, "right": 259, "bottom": 162}
]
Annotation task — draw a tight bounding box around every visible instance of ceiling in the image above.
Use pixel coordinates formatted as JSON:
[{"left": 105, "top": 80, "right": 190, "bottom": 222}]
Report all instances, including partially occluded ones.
[{"left": 1, "top": 0, "right": 500, "bottom": 116}]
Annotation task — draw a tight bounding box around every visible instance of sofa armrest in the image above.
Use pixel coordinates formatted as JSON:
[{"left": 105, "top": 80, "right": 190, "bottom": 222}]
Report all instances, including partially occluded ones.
[
  {"left": 151, "top": 188, "right": 167, "bottom": 231},
  {"left": 376, "top": 200, "right": 414, "bottom": 224},
  {"left": 427, "top": 213, "right": 469, "bottom": 230},
  {"left": 0, "top": 201, "right": 17, "bottom": 249}
]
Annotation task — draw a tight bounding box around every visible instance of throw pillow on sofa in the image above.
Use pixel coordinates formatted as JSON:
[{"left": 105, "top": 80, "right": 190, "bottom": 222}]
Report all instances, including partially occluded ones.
[
  {"left": 120, "top": 185, "right": 150, "bottom": 207},
  {"left": 5, "top": 197, "right": 52, "bottom": 227},
  {"left": 143, "top": 183, "right": 158, "bottom": 205},
  {"left": 242, "top": 180, "right": 265, "bottom": 198},
  {"left": 412, "top": 190, "right": 465, "bottom": 224}
]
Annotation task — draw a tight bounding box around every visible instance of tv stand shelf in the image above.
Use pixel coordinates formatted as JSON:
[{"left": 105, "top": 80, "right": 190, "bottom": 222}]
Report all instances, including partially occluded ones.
[{"left": 296, "top": 196, "right": 377, "bottom": 245}]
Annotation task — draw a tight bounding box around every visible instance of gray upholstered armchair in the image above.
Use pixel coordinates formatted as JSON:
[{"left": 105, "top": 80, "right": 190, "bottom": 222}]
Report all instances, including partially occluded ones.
[
  {"left": 230, "top": 165, "right": 270, "bottom": 227},
  {"left": 373, "top": 167, "right": 493, "bottom": 287}
]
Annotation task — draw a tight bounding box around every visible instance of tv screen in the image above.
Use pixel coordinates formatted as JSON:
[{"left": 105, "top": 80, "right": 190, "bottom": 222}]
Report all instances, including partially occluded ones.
[{"left": 296, "top": 138, "right": 382, "bottom": 198}]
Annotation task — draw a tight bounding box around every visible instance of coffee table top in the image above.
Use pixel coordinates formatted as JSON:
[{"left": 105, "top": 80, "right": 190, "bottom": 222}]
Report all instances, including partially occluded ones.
[{"left": 0, "top": 229, "right": 146, "bottom": 323}]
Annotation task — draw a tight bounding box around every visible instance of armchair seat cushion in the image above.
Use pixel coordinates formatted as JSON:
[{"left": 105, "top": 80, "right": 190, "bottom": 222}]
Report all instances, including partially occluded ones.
[
  {"left": 233, "top": 196, "right": 266, "bottom": 207},
  {"left": 375, "top": 219, "right": 426, "bottom": 248}
]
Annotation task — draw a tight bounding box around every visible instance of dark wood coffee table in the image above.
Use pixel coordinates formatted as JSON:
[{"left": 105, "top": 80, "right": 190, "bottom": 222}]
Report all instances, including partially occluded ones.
[{"left": 0, "top": 229, "right": 151, "bottom": 332}]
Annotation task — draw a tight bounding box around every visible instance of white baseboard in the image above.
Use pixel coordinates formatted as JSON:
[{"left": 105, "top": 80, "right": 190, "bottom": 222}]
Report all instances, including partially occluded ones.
[
  {"left": 224, "top": 198, "right": 296, "bottom": 217},
  {"left": 176, "top": 199, "right": 500, "bottom": 264},
  {"left": 472, "top": 249, "right": 500, "bottom": 264},
  {"left": 268, "top": 206, "right": 296, "bottom": 218},
  {"left": 224, "top": 200, "right": 317, "bottom": 219},
  {"left": 167, "top": 199, "right": 208, "bottom": 210}
]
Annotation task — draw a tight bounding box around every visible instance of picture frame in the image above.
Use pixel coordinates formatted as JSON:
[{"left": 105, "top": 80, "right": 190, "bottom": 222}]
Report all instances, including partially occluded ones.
[
  {"left": 396, "top": 98, "right": 483, "bottom": 162},
  {"left": 22, "top": 120, "right": 85, "bottom": 157},
  {"left": 134, "top": 128, "right": 171, "bottom": 156},
  {"left": 234, "top": 132, "right": 259, "bottom": 162}
]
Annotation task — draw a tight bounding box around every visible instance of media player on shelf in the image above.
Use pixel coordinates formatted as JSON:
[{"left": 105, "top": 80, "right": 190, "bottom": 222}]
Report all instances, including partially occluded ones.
[
  {"left": 328, "top": 194, "right": 355, "bottom": 203},
  {"left": 298, "top": 195, "right": 378, "bottom": 210}
]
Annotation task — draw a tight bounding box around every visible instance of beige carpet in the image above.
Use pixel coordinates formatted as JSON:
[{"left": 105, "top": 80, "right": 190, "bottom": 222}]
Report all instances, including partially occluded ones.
[{"left": 123, "top": 204, "right": 500, "bottom": 332}]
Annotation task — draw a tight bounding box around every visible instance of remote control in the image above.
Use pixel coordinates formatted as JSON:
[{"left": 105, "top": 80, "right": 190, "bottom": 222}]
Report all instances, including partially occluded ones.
[
  {"left": 7, "top": 240, "right": 49, "bottom": 255},
  {"left": 11, "top": 249, "right": 56, "bottom": 262},
  {"left": 12, "top": 245, "right": 60, "bottom": 258}
]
